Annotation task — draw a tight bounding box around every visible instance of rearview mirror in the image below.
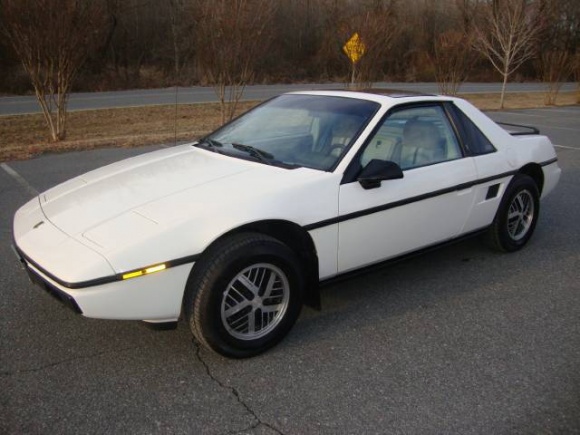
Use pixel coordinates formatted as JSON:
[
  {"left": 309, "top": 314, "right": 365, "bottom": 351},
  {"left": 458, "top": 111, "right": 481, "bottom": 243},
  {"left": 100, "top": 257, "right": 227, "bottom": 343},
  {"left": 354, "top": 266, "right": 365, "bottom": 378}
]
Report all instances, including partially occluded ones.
[{"left": 358, "top": 159, "right": 403, "bottom": 190}]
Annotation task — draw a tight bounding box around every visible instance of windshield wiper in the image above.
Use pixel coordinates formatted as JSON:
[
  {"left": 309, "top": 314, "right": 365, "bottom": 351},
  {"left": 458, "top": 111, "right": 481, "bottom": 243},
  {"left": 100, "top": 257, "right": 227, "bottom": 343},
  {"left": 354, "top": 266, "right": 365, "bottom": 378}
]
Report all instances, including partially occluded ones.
[
  {"left": 231, "top": 143, "right": 274, "bottom": 164},
  {"left": 198, "top": 140, "right": 298, "bottom": 168},
  {"left": 197, "top": 138, "right": 224, "bottom": 152}
]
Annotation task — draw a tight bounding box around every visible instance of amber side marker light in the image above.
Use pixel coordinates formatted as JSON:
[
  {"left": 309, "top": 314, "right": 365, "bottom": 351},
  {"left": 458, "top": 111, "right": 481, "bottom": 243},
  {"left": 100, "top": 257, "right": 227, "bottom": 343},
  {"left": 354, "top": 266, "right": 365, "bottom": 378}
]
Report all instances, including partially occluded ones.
[{"left": 122, "top": 264, "right": 167, "bottom": 280}]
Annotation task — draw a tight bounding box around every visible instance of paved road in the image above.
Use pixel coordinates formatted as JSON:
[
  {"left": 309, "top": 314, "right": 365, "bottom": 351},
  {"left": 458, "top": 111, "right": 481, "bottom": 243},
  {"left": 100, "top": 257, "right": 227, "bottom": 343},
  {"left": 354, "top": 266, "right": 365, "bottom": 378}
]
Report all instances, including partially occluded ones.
[
  {"left": 1, "top": 107, "right": 579, "bottom": 434},
  {"left": 1, "top": 82, "right": 577, "bottom": 115}
]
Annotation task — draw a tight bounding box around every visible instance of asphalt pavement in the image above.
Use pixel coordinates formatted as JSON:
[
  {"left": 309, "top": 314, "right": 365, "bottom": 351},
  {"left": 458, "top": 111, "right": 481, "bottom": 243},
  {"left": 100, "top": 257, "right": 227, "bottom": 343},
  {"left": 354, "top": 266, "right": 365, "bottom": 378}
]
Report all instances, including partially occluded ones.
[{"left": 1, "top": 106, "right": 579, "bottom": 434}]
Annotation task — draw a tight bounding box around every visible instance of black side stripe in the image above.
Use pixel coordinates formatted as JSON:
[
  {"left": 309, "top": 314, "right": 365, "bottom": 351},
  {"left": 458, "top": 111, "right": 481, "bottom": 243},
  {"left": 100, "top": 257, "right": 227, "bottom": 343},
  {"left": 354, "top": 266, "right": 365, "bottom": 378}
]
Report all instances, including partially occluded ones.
[
  {"left": 14, "top": 241, "right": 199, "bottom": 290},
  {"left": 305, "top": 171, "right": 514, "bottom": 231},
  {"left": 540, "top": 157, "right": 558, "bottom": 167},
  {"left": 305, "top": 158, "right": 558, "bottom": 232},
  {"left": 15, "top": 159, "right": 558, "bottom": 289}
]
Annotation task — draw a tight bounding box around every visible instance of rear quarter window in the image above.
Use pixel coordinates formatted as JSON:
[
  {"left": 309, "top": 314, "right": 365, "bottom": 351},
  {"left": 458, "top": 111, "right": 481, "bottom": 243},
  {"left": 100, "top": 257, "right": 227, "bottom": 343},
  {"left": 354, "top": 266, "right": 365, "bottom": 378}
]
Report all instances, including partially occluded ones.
[{"left": 449, "top": 104, "right": 496, "bottom": 155}]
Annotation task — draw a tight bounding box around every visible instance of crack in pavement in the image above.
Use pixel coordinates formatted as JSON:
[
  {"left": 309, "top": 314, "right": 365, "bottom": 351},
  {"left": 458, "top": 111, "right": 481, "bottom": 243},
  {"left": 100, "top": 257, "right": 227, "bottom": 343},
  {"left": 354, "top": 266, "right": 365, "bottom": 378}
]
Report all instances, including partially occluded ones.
[
  {"left": 0, "top": 345, "right": 145, "bottom": 377},
  {"left": 192, "top": 340, "right": 284, "bottom": 435}
]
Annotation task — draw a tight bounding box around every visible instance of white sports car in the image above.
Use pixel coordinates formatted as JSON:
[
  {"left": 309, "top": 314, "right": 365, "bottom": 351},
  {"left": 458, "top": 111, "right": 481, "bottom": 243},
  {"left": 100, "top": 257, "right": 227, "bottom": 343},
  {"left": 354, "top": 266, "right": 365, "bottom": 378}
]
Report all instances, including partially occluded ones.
[{"left": 13, "top": 90, "right": 561, "bottom": 358}]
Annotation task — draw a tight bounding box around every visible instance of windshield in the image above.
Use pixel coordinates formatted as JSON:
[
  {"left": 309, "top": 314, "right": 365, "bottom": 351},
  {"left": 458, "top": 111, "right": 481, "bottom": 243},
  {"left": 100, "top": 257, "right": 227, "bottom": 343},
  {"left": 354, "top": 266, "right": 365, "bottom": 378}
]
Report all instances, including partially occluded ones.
[{"left": 199, "top": 94, "right": 380, "bottom": 171}]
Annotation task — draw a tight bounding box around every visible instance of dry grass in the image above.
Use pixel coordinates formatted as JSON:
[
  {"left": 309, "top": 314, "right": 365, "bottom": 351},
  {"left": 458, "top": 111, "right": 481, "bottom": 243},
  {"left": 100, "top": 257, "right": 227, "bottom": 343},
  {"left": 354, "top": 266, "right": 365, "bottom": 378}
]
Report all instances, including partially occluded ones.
[
  {"left": 0, "top": 101, "right": 259, "bottom": 162},
  {"left": 1, "top": 91, "right": 577, "bottom": 162},
  {"left": 461, "top": 90, "right": 578, "bottom": 110}
]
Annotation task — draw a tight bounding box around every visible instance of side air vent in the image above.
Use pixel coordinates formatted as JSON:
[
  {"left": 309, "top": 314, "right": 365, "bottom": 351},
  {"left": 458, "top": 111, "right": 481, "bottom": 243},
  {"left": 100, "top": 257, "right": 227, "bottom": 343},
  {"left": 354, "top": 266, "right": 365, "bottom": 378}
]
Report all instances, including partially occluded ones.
[{"left": 486, "top": 184, "right": 500, "bottom": 200}]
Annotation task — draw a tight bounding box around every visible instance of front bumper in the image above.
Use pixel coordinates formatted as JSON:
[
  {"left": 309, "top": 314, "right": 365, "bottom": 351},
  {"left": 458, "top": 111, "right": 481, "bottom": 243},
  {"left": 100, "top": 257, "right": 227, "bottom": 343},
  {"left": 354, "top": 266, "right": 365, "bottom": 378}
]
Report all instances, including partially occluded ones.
[
  {"left": 14, "top": 246, "right": 82, "bottom": 314},
  {"left": 14, "top": 245, "right": 193, "bottom": 321},
  {"left": 13, "top": 197, "right": 194, "bottom": 322}
]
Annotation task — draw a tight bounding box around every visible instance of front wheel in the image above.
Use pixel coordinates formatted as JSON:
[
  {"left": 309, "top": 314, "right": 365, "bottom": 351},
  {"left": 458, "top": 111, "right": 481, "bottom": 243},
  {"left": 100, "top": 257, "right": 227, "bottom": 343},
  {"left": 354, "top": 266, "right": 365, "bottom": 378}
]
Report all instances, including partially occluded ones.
[
  {"left": 184, "top": 233, "right": 304, "bottom": 358},
  {"left": 485, "top": 174, "right": 540, "bottom": 252}
]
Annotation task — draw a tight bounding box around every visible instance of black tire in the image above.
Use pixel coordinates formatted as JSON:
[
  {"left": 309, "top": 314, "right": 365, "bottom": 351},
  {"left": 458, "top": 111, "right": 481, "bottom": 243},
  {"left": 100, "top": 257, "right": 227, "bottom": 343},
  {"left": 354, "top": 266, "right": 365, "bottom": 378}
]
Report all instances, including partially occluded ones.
[
  {"left": 485, "top": 174, "right": 540, "bottom": 252},
  {"left": 184, "top": 233, "right": 304, "bottom": 358}
]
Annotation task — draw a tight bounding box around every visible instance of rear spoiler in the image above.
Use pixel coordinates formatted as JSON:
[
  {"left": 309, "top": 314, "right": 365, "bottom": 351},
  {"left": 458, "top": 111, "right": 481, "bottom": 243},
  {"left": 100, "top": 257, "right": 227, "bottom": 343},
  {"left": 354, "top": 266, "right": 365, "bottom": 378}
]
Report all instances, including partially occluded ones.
[{"left": 496, "top": 122, "right": 540, "bottom": 136}]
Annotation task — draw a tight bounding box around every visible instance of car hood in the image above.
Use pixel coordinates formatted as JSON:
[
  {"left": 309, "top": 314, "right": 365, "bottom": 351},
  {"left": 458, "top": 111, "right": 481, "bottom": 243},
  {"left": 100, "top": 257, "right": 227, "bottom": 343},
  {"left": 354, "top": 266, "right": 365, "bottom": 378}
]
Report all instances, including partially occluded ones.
[
  {"left": 40, "top": 144, "right": 255, "bottom": 236},
  {"left": 33, "top": 143, "right": 339, "bottom": 274}
]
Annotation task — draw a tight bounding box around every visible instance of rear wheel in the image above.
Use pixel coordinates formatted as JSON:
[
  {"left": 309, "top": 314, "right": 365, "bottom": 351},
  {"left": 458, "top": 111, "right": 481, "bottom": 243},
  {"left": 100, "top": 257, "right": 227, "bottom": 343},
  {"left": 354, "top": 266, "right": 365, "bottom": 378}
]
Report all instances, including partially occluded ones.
[
  {"left": 485, "top": 174, "right": 540, "bottom": 252},
  {"left": 184, "top": 233, "right": 303, "bottom": 358}
]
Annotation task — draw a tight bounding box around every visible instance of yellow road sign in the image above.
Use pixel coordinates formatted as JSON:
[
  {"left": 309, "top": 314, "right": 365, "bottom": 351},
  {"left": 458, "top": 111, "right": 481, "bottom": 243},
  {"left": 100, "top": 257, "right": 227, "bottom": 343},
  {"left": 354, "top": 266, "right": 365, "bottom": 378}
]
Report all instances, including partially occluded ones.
[{"left": 343, "top": 33, "right": 366, "bottom": 64}]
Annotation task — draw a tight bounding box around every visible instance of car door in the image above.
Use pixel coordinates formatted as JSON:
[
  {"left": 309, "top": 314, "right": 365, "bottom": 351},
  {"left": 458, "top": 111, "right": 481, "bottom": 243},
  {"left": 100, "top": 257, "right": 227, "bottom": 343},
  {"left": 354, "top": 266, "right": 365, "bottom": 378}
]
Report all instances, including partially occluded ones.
[{"left": 337, "top": 103, "right": 479, "bottom": 273}]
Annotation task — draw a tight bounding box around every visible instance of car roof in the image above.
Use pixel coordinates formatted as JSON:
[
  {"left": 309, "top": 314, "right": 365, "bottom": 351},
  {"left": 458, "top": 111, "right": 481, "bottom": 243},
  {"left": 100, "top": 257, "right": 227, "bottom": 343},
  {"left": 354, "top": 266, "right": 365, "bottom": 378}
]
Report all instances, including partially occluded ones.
[{"left": 289, "top": 89, "right": 455, "bottom": 106}]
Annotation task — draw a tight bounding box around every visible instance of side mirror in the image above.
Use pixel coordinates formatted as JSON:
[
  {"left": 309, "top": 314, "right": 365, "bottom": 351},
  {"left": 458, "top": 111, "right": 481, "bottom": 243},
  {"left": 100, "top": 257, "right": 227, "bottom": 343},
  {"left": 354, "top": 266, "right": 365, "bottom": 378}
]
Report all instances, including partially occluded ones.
[{"left": 358, "top": 159, "right": 403, "bottom": 190}]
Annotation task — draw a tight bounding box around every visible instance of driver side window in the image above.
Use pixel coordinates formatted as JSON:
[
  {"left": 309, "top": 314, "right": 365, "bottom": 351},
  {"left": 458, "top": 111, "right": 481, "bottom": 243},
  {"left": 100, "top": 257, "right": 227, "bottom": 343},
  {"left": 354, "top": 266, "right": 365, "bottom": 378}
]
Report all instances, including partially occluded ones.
[{"left": 360, "top": 105, "right": 463, "bottom": 170}]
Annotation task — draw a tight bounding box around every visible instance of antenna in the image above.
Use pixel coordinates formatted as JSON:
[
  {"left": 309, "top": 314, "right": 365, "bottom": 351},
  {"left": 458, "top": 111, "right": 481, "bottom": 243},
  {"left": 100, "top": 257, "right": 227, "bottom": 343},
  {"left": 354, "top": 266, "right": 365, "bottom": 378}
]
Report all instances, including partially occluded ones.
[{"left": 174, "top": 83, "right": 178, "bottom": 146}]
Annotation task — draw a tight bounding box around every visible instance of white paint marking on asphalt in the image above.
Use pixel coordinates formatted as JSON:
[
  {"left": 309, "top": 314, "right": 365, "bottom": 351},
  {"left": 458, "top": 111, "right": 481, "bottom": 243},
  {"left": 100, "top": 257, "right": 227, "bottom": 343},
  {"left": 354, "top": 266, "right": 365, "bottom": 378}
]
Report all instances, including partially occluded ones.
[
  {"left": 0, "top": 163, "right": 38, "bottom": 197},
  {"left": 554, "top": 144, "right": 579, "bottom": 150}
]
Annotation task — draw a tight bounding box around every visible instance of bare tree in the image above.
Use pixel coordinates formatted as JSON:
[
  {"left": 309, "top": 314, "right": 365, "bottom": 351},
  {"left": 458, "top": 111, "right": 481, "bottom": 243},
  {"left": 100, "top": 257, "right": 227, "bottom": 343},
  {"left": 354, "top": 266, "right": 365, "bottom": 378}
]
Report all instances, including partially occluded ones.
[
  {"left": 272, "top": 0, "right": 324, "bottom": 80},
  {"left": 326, "top": 0, "right": 398, "bottom": 89},
  {"left": 455, "top": 0, "right": 482, "bottom": 33},
  {"left": 473, "top": 0, "right": 542, "bottom": 108},
  {"left": 536, "top": 0, "right": 579, "bottom": 105},
  {"left": 1, "top": 0, "right": 107, "bottom": 141},
  {"left": 431, "top": 31, "right": 477, "bottom": 95},
  {"left": 549, "top": 0, "right": 580, "bottom": 54},
  {"left": 104, "top": 0, "right": 159, "bottom": 87},
  {"left": 167, "top": 0, "right": 197, "bottom": 80},
  {"left": 353, "top": 5, "right": 399, "bottom": 89},
  {"left": 2, "top": 0, "right": 574, "bottom": 97},
  {"left": 539, "top": 50, "right": 574, "bottom": 105},
  {"left": 194, "top": 0, "right": 276, "bottom": 123}
]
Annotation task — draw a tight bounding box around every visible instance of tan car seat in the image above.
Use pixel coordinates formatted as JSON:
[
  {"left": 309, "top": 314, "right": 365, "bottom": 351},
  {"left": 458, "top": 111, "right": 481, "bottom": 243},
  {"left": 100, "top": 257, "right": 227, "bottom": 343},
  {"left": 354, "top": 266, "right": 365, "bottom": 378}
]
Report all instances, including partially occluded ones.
[{"left": 400, "top": 119, "right": 446, "bottom": 169}]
